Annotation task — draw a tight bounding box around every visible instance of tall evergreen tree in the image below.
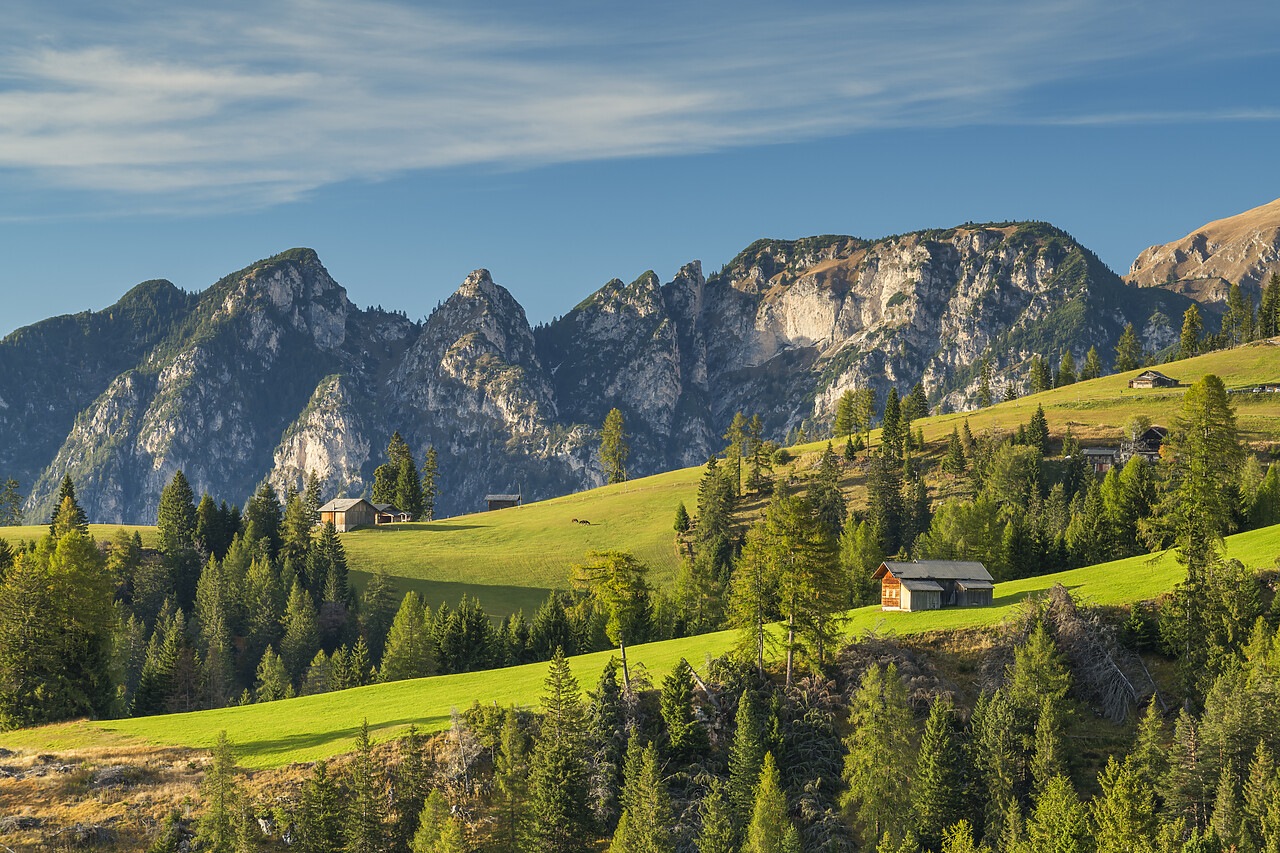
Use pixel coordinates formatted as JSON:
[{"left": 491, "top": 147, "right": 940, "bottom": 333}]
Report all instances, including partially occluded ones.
[
  {"left": 881, "top": 389, "right": 904, "bottom": 460},
  {"left": 724, "top": 411, "right": 749, "bottom": 496},
  {"left": 305, "top": 471, "right": 323, "bottom": 526},
  {"left": 572, "top": 551, "right": 653, "bottom": 688},
  {"left": 420, "top": 446, "right": 439, "bottom": 521},
  {"left": 1179, "top": 304, "right": 1203, "bottom": 359},
  {"left": 526, "top": 650, "right": 593, "bottom": 853},
  {"left": 1080, "top": 345, "right": 1104, "bottom": 381},
  {"left": 197, "top": 731, "right": 238, "bottom": 853},
  {"left": 742, "top": 752, "right": 789, "bottom": 853},
  {"left": 911, "top": 698, "right": 968, "bottom": 850},
  {"left": 360, "top": 568, "right": 397, "bottom": 665},
  {"left": 1056, "top": 350, "right": 1077, "bottom": 387},
  {"left": 841, "top": 663, "right": 914, "bottom": 847},
  {"left": 0, "top": 477, "right": 23, "bottom": 526},
  {"left": 696, "top": 778, "right": 736, "bottom": 853},
  {"left": 396, "top": 456, "right": 426, "bottom": 520},
  {"left": 834, "top": 390, "right": 857, "bottom": 437},
  {"left": 48, "top": 474, "right": 88, "bottom": 536},
  {"left": 659, "top": 659, "right": 706, "bottom": 762},
  {"left": 1024, "top": 776, "right": 1089, "bottom": 853},
  {"left": 380, "top": 591, "right": 434, "bottom": 682},
  {"left": 1259, "top": 272, "right": 1280, "bottom": 339},
  {"left": 728, "top": 690, "right": 767, "bottom": 835},
  {"left": 1224, "top": 283, "right": 1256, "bottom": 346},
  {"left": 493, "top": 706, "right": 531, "bottom": 851},
  {"left": 346, "top": 718, "right": 387, "bottom": 853},
  {"left": 157, "top": 470, "right": 199, "bottom": 557},
  {"left": 601, "top": 408, "right": 631, "bottom": 485},
  {"left": 977, "top": 356, "right": 993, "bottom": 408},
  {"left": 243, "top": 483, "right": 283, "bottom": 559},
  {"left": 612, "top": 741, "right": 674, "bottom": 853},
  {"left": 1115, "top": 323, "right": 1142, "bottom": 372},
  {"left": 1027, "top": 405, "right": 1050, "bottom": 457},
  {"left": 281, "top": 579, "right": 321, "bottom": 684}
]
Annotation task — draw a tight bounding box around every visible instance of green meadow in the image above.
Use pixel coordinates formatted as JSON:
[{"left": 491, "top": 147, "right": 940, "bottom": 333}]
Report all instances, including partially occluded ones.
[{"left": 7, "top": 522, "right": 1277, "bottom": 768}]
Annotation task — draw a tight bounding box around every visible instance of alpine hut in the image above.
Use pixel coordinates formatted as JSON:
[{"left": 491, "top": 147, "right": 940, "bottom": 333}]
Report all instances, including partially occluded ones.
[
  {"left": 318, "top": 498, "right": 378, "bottom": 532},
  {"left": 874, "top": 560, "right": 996, "bottom": 612}
]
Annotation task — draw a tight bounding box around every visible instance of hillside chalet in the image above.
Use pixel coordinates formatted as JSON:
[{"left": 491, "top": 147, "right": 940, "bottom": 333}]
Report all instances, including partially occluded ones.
[
  {"left": 874, "top": 560, "right": 996, "bottom": 612},
  {"left": 318, "top": 498, "right": 377, "bottom": 532},
  {"left": 485, "top": 494, "right": 522, "bottom": 512},
  {"left": 373, "top": 503, "right": 413, "bottom": 524},
  {"left": 1128, "top": 370, "right": 1179, "bottom": 389}
]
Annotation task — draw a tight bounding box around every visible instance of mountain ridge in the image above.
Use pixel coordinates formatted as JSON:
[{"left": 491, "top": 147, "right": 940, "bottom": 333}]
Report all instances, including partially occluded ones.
[{"left": 1, "top": 217, "right": 1226, "bottom": 524}]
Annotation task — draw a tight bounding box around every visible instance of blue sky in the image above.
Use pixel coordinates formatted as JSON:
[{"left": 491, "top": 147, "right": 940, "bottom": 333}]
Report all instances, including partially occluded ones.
[{"left": 1, "top": 0, "right": 1278, "bottom": 336}]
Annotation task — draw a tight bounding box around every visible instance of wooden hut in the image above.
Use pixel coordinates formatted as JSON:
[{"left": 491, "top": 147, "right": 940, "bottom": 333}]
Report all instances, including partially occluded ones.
[
  {"left": 485, "top": 494, "right": 522, "bottom": 512},
  {"left": 373, "top": 503, "right": 412, "bottom": 524},
  {"left": 1128, "top": 370, "right": 1179, "bottom": 389},
  {"left": 874, "top": 560, "right": 995, "bottom": 612},
  {"left": 318, "top": 498, "right": 377, "bottom": 532}
]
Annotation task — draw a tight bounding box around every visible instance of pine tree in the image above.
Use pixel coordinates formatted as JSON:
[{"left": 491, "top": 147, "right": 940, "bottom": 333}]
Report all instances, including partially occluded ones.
[
  {"left": 673, "top": 502, "right": 690, "bottom": 534},
  {"left": 380, "top": 591, "right": 434, "bottom": 682},
  {"left": 0, "top": 477, "right": 23, "bottom": 526},
  {"left": 390, "top": 726, "right": 430, "bottom": 851},
  {"left": 1162, "top": 708, "right": 1210, "bottom": 833},
  {"left": 601, "top": 408, "right": 630, "bottom": 485},
  {"left": 197, "top": 731, "right": 238, "bottom": 853},
  {"left": 243, "top": 483, "right": 282, "bottom": 559},
  {"left": 411, "top": 789, "right": 450, "bottom": 853},
  {"left": 613, "top": 741, "right": 674, "bottom": 853},
  {"left": 1030, "top": 356, "right": 1052, "bottom": 394},
  {"left": 304, "top": 471, "right": 323, "bottom": 526},
  {"left": 742, "top": 752, "right": 789, "bottom": 853},
  {"left": 255, "top": 647, "right": 294, "bottom": 702},
  {"left": 1030, "top": 695, "right": 1067, "bottom": 793},
  {"left": 1179, "top": 304, "right": 1203, "bottom": 359},
  {"left": 48, "top": 474, "right": 88, "bottom": 536},
  {"left": 911, "top": 698, "right": 967, "bottom": 850},
  {"left": 904, "top": 382, "right": 928, "bottom": 423},
  {"left": 526, "top": 650, "right": 592, "bottom": 853},
  {"left": 942, "top": 428, "right": 966, "bottom": 486},
  {"left": 347, "top": 719, "right": 387, "bottom": 853},
  {"left": 811, "top": 443, "right": 847, "bottom": 537},
  {"left": 360, "top": 568, "right": 397, "bottom": 665},
  {"left": 280, "top": 493, "right": 315, "bottom": 580},
  {"left": 841, "top": 663, "right": 914, "bottom": 846},
  {"left": 1027, "top": 405, "right": 1050, "bottom": 457},
  {"left": 281, "top": 579, "right": 321, "bottom": 683},
  {"left": 659, "top": 659, "right": 706, "bottom": 762},
  {"left": 1091, "top": 756, "right": 1157, "bottom": 853},
  {"left": 243, "top": 557, "right": 284, "bottom": 679},
  {"left": 1259, "top": 272, "right": 1280, "bottom": 339},
  {"left": 881, "top": 388, "right": 903, "bottom": 459},
  {"left": 396, "top": 456, "right": 425, "bottom": 520}
]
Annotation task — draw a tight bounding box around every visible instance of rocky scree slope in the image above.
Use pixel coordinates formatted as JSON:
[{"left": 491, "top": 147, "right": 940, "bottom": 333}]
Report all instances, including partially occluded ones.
[{"left": 7, "top": 223, "right": 1199, "bottom": 523}]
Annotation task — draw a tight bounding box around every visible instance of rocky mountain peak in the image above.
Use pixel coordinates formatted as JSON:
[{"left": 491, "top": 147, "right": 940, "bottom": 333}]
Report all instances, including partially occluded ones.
[{"left": 1124, "top": 197, "right": 1280, "bottom": 305}]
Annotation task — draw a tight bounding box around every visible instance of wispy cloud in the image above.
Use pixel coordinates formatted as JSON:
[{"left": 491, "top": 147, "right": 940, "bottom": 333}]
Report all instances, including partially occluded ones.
[{"left": 0, "top": 0, "right": 1275, "bottom": 215}]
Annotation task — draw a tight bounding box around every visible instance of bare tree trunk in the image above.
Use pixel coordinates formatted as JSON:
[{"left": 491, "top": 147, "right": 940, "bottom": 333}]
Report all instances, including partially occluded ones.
[
  {"left": 786, "top": 613, "right": 795, "bottom": 689},
  {"left": 619, "top": 631, "right": 630, "bottom": 692}
]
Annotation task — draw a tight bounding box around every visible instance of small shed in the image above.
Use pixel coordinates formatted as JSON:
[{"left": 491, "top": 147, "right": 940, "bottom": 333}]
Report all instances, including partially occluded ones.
[
  {"left": 373, "top": 503, "right": 412, "bottom": 524},
  {"left": 318, "top": 498, "right": 377, "bottom": 532},
  {"left": 1128, "top": 370, "right": 1179, "bottom": 389},
  {"left": 874, "top": 560, "right": 995, "bottom": 612},
  {"left": 485, "top": 494, "right": 522, "bottom": 512}
]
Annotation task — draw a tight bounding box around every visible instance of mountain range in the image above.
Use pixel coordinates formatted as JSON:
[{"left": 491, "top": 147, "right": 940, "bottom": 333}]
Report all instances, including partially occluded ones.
[{"left": 5, "top": 198, "right": 1279, "bottom": 524}]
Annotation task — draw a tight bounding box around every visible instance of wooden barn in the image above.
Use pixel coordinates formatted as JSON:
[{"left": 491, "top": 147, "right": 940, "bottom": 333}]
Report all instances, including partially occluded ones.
[
  {"left": 1128, "top": 369, "right": 1179, "bottom": 389},
  {"left": 874, "top": 560, "right": 996, "bottom": 612},
  {"left": 485, "top": 493, "right": 522, "bottom": 512},
  {"left": 318, "top": 498, "right": 377, "bottom": 532}
]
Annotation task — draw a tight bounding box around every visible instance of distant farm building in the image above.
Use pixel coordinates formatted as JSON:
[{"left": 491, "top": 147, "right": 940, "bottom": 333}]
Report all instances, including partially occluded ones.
[
  {"left": 1122, "top": 426, "right": 1168, "bottom": 464},
  {"left": 1128, "top": 370, "right": 1179, "bottom": 389},
  {"left": 485, "top": 494, "right": 522, "bottom": 512},
  {"left": 319, "top": 498, "right": 377, "bottom": 532},
  {"left": 1082, "top": 447, "right": 1118, "bottom": 474},
  {"left": 373, "top": 503, "right": 412, "bottom": 524},
  {"left": 875, "top": 560, "right": 995, "bottom": 612}
]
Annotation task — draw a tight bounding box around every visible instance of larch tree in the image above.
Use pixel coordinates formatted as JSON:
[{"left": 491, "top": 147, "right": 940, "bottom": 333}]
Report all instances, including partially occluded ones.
[
  {"left": 601, "top": 408, "right": 631, "bottom": 485},
  {"left": 1115, "top": 323, "right": 1142, "bottom": 372},
  {"left": 834, "top": 390, "right": 857, "bottom": 438},
  {"left": 724, "top": 411, "right": 749, "bottom": 496},
  {"left": 572, "top": 551, "right": 653, "bottom": 689}
]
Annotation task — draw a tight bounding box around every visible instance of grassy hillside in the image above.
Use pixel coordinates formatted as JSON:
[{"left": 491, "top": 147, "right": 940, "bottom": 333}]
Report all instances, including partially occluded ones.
[
  {"left": 340, "top": 464, "right": 703, "bottom": 598},
  {"left": 0, "top": 524, "right": 158, "bottom": 548},
  {"left": 7, "top": 521, "right": 1278, "bottom": 768}
]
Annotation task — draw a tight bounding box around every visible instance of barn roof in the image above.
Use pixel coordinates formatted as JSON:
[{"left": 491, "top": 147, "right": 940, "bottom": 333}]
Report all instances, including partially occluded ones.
[
  {"left": 901, "top": 579, "right": 945, "bottom": 592},
  {"left": 485, "top": 494, "right": 521, "bottom": 502},
  {"left": 373, "top": 503, "right": 401, "bottom": 513},
  {"left": 874, "top": 560, "right": 994, "bottom": 582},
  {"left": 319, "top": 498, "right": 374, "bottom": 512},
  {"left": 1135, "top": 369, "right": 1173, "bottom": 380}
]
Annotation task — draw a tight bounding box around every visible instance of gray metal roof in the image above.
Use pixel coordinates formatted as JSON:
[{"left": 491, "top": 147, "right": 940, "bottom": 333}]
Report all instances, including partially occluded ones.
[
  {"left": 373, "top": 503, "right": 400, "bottom": 513},
  {"left": 1082, "top": 448, "right": 1116, "bottom": 456},
  {"left": 319, "top": 498, "right": 373, "bottom": 512},
  {"left": 878, "top": 560, "right": 994, "bottom": 582},
  {"left": 958, "top": 579, "right": 995, "bottom": 590},
  {"left": 485, "top": 494, "right": 521, "bottom": 502},
  {"left": 901, "top": 579, "right": 945, "bottom": 592}
]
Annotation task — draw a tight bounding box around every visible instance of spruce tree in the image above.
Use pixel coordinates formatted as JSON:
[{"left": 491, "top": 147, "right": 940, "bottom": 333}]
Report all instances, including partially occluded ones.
[
  {"left": 1091, "top": 756, "right": 1157, "bottom": 853},
  {"left": 942, "top": 427, "right": 966, "bottom": 486},
  {"left": 1259, "top": 272, "right": 1280, "bottom": 339},
  {"left": 841, "top": 663, "right": 914, "bottom": 846},
  {"left": 526, "top": 650, "right": 592, "bottom": 853},
  {"left": 1080, "top": 345, "right": 1103, "bottom": 381},
  {"left": 1024, "top": 775, "right": 1089, "bottom": 853},
  {"left": 48, "top": 474, "right": 88, "bottom": 536},
  {"left": 1030, "top": 695, "right": 1067, "bottom": 793},
  {"left": 282, "top": 579, "right": 321, "bottom": 683},
  {"left": 881, "top": 388, "right": 903, "bottom": 459},
  {"left": 411, "top": 789, "right": 450, "bottom": 853},
  {"left": 254, "top": 647, "right": 293, "bottom": 702},
  {"left": 742, "top": 752, "right": 789, "bottom": 853},
  {"left": 280, "top": 493, "right": 315, "bottom": 580},
  {"left": 243, "top": 483, "right": 282, "bottom": 559},
  {"left": 613, "top": 740, "right": 674, "bottom": 853},
  {"left": 347, "top": 719, "right": 387, "bottom": 853},
  {"left": 834, "top": 389, "right": 857, "bottom": 438},
  {"left": 724, "top": 411, "right": 749, "bottom": 496},
  {"left": 673, "top": 502, "right": 690, "bottom": 533},
  {"left": 305, "top": 471, "right": 323, "bottom": 526},
  {"left": 493, "top": 707, "right": 531, "bottom": 850},
  {"left": 1115, "top": 323, "right": 1142, "bottom": 372},
  {"left": 1179, "top": 304, "right": 1203, "bottom": 359},
  {"left": 659, "top": 658, "right": 706, "bottom": 762},
  {"left": 1026, "top": 405, "right": 1050, "bottom": 457},
  {"left": 728, "top": 690, "right": 767, "bottom": 835},
  {"left": 1056, "top": 350, "right": 1077, "bottom": 386},
  {"left": 396, "top": 456, "right": 425, "bottom": 520},
  {"left": 586, "top": 660, "right": 625, "bottom": 828},
  {"left": 696, "top": 778, "right": 735, "bottom": 853},
  {"left": 977, "top": 356, "right": 993, "bottom": 408},
  {"left": 911, "top": 698, "right": 968, "bottom": 850},
  {"left": 360, "top": 567, "right": 397, "bottom": 664},
  {"left": 0, "top": 477, "right": 23, "bottom": 526}
]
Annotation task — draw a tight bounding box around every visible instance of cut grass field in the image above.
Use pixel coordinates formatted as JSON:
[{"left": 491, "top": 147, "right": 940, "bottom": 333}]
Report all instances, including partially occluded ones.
[
  {"left": 0, "top": 523, "right": 158, "bottom": 548},
  {"left": 7, "top": 521, "right": 1278, "bottom": 769}
]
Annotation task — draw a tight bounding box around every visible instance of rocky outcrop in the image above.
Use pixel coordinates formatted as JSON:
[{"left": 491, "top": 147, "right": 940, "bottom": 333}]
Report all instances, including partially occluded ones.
[{"left": 1125, "top": 197, "right": 1280, "bottom": 305}]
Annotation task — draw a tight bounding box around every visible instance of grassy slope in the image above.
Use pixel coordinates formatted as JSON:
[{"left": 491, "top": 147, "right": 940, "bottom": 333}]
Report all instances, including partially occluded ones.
[
  {"left": 0, "top": 524, "right": 158, "bottom": 548},
  {"left": 8, "top": 522, "right": 1278, "bottom": 768}
]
